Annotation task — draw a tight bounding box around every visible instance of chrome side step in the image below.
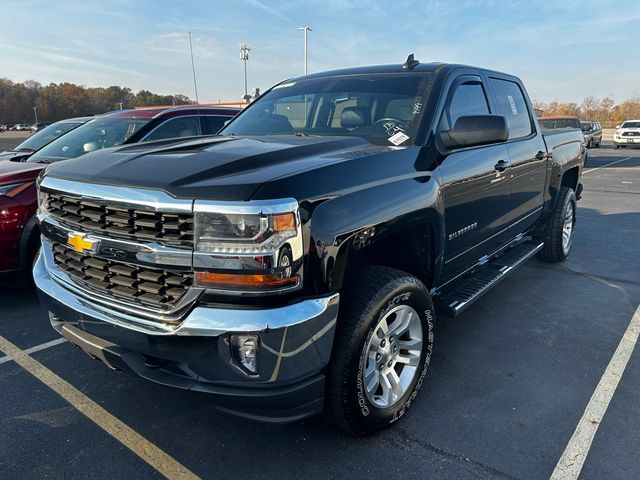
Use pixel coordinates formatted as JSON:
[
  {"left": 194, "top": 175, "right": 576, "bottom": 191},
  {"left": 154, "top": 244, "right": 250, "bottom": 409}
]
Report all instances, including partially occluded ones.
[{"left": 434, "top": 241, "right": 543, "bottom": 317}]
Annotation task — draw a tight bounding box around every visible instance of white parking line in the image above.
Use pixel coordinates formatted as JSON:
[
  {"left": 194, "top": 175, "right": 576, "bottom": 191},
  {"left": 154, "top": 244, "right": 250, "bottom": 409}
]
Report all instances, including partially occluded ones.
[
  {"left": 583, "top": 156, "right": 633, "bottom": 174},
  {"left": 551, "top": 304, "right": 640, "bottom": 479},
  {"left": 0, "top": 337, "right": 66, "bottom": 365}
]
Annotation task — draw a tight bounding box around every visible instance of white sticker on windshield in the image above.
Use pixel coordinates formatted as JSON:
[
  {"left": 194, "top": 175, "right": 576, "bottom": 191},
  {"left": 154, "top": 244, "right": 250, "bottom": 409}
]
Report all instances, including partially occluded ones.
[
  {"left": 507, "top": 95, "right": 518, "bottom": 115},
  {"left": 389, "top": 131, "right": 410, "bottom": 146}
]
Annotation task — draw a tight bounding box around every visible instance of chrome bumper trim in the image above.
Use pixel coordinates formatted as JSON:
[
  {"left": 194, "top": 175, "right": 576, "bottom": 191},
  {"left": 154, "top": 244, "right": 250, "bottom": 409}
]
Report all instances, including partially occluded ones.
[{"left": 35, "top": 249, "right": 340, "bottom": 337}]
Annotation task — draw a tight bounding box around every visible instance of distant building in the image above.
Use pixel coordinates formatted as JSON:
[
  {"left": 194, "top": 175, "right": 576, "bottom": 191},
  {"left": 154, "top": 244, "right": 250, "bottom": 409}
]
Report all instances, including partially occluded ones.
[{"left": 533, "top": 108, "right": 544, "bottom": 118}]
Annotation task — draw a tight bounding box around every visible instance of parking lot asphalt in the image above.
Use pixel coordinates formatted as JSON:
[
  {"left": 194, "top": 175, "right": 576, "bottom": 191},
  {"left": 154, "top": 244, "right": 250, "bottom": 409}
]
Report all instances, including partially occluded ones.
[
  {"left": 0, "top": 144, "right": 639, "bottom": 479},
  {"left": 0, "top": 131, "right": 31, "bottom": 151}
]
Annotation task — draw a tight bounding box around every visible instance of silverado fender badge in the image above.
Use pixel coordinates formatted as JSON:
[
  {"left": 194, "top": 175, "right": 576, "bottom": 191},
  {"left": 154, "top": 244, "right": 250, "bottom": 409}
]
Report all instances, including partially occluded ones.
[
  {"left": 448, "top": 222, "right": 478, "bottom": 241},
  {"left": 67, "top": 232, "right": 99, "bottom": 254}
]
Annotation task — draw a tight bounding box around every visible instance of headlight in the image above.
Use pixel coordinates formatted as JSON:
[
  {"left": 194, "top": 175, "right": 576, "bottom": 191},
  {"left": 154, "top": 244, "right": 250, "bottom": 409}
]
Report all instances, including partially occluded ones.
[
  {"left": 37, "top": 185, "right": 49, "bottom": 215},
  {"left": 0, "top": 181, "right": 34, "bottom": 198},
  {"left": 193, "top": 198, "right": 303, "bottom": 294}
]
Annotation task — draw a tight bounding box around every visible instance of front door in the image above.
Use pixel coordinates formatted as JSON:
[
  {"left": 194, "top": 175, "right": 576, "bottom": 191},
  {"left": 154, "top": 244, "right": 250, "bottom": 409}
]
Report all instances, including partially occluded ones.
[{"left": 437, "top": 76, "right": 513, "bottom": 273}]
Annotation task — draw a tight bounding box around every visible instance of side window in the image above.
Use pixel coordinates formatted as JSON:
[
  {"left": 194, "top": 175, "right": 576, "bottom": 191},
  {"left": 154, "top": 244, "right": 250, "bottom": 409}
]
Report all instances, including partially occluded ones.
[
  {"left": 488, "top": 78, "right": 533, "bottom": 139},
  {"left": 443, "top": 81, "right": 490, "bottom": 130},
  {"left": 204, "top": 115, "right": 232, "bottom": 134},
  {"left": 143, "top": 117, "right": 202, "bottom": 142}
]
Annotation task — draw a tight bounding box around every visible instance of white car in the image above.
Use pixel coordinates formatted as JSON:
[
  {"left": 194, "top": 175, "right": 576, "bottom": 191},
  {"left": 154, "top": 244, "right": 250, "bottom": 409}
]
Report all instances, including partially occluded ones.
[{"left": 613, "top": 120, "right": 640, "bottom": 149}]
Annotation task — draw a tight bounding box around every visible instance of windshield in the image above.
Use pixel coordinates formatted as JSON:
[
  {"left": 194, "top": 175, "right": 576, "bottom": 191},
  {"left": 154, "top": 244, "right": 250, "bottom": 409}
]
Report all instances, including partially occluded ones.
[
  {"left": 28, "top": 116, "right": 150, "bottom": 163},
  {"left": 621, "top": 121, "right": 640, "bottom": 129},
  {"left": 222, "top": 73, "right": 433, "bottom": 146},
  {"left": 580, "top": 122, "right": 592, "bottom": 131},
  {"left": 15, "top": 120, "right": 85, "bottom": 152}
]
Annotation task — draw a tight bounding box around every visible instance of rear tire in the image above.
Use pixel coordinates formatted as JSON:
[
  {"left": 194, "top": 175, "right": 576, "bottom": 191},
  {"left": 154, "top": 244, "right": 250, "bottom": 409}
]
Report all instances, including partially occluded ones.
[
  {"left": 326, "top": 266, "right": 434, "bottom": 436},
  {"left": 537, "top": 186, "right": 576, "bottom": 263}
]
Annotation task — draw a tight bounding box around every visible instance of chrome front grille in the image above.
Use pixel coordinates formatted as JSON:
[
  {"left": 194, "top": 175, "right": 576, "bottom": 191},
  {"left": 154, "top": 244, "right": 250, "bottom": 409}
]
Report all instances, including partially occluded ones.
[
  {"left": 47, "top": 193, "right": 194, "bottom": 247},
  {"left": 51, "top": 241, "right": 193, "bottom": 309},
  {"left": 622, "top": 131, "right": 640, "bottom": 137}
]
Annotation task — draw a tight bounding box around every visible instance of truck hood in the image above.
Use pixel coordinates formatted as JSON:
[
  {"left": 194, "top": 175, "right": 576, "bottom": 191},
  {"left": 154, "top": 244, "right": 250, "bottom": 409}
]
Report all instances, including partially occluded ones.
[{"left": 42, "top": 135, "right": 387, "bottom": 201}]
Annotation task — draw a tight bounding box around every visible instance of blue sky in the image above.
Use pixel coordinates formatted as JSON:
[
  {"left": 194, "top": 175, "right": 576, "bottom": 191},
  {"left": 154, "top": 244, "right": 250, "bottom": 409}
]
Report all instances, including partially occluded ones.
[{"left": 1, "top": 0, "right": 639, "bottom": 104}]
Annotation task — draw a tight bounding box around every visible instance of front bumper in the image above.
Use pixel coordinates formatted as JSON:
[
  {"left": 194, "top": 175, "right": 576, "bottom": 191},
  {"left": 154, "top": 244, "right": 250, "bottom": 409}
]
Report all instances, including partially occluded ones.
[
  {"left": 34, "top": 246, "right": 340, "bottom": 422},
  {"left": 614, "top": 137, "right": 640, "bottom": 145}
]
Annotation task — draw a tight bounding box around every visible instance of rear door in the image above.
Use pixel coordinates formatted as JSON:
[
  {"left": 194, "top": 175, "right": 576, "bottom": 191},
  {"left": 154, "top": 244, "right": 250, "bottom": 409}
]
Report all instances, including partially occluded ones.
[
  {"left": 438, "top": 75, "right": 512, "bottom": 269},
  {"left": 487, "top": 76, "right": 547, "bottom": 230}
]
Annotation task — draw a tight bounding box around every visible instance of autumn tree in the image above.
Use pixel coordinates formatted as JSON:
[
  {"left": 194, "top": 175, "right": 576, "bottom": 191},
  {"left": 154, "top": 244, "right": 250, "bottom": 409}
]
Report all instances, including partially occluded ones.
[{"left": 0, "top": 78, "right": 192, "bottom": 124}]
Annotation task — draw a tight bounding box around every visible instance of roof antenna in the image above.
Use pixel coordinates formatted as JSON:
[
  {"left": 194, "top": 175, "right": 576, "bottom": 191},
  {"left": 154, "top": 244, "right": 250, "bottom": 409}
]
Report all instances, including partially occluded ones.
[
  {"left": 403, "top": 53, "right": 420, "bottom": 70},
  {"left": 188, "top": 32, "right": 203, "bottom": 135}
]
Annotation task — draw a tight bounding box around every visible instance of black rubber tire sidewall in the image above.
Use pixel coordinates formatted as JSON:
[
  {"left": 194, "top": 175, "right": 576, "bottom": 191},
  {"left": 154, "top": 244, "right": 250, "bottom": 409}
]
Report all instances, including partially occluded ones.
[
  {"left": 537, "top": 186, "right": 576, "bottom": 263},
  {"left": 328, "top": 267, "right": 434, "bottom": 435}
]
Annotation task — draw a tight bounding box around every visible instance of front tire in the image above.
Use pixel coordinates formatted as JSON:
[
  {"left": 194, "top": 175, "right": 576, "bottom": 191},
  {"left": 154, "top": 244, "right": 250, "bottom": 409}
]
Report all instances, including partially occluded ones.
[
  {"left": 537, "top": 186, "right": 576, "bottom": 263},
  {"left": 326, "top": 266, "right": 434, "bottom": 436}
]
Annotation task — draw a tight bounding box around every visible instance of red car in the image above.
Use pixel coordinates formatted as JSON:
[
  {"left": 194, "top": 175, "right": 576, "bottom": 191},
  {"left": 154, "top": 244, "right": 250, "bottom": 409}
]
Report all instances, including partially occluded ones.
[{"left": 0, "top": 105, "right": 239, "bottom": 277}]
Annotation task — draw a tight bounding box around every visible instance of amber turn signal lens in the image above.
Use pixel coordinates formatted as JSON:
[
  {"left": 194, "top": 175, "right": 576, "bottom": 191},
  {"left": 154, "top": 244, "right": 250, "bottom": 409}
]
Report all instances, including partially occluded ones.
[
  {"left": 195, "top": 271, "right": 298, "bottom": 287},
  {"left": 272, "top": 212, "right": 295, "bottom": 232}
]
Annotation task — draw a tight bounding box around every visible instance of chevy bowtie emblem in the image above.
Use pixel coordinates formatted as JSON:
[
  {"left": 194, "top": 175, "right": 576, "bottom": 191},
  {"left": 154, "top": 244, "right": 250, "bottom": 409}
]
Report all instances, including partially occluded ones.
[{"left": 67, "top": 232, "right": 99, "bottom": 254}]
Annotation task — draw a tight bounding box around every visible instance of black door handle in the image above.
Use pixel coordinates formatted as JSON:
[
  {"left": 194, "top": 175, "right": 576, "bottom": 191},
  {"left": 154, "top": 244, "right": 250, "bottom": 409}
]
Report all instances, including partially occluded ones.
[
  {"left": 535, "top": 151, "right": 546, "bottom": 161},
  {"left": 494, "top": 160, "right": 508, "bottom": 172}
]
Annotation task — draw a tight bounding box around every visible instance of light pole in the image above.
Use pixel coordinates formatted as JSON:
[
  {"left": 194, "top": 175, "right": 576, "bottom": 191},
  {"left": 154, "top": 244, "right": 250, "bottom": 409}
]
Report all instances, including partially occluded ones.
[
  {"left": 298, "top": 26, "right": 311, "bottom": 75},
  {"left": 240, "top": 43, "right": 251, "bottom": 102},
  {"left": 33, "top": 106, "right": 38, "bottom": 125}
]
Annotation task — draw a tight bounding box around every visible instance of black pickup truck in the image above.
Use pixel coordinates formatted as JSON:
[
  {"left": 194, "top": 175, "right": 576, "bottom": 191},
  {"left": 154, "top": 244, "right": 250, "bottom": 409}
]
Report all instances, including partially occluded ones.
[{"left": 34, "top": 57, "right": 585, "bottom": 435}]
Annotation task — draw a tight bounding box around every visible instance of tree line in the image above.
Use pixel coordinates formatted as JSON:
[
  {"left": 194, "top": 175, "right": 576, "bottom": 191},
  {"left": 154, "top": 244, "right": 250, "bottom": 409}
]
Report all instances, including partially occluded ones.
[
  {"left": 0, "top": 78, "right": 193, "bottom": 125},
  {"left": 532, "top": 95, "right": 640, "bottom": 128}
]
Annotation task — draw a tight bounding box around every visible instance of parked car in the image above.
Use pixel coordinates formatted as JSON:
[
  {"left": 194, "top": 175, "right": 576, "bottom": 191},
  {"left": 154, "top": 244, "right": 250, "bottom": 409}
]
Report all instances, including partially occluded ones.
[
  {"left": 538, "top": 116, "right": 582, "bottom": 131},
  {"left": 28, "top": 106, "right": 239, "bottom": 164},
  {"left": 12, "top": 124, "right": 31, "bottom": 131},
  {"left": 0, "top": 124, "right": 9, "bottom": 132},
  {"left": 31, "top": 123, "right": 50, "bottom": 132},
  {"left": 613, "top": 120, "right": 640, "bottom": 149},
  {"left": 34, "top": 58, "right": 585, "bottom": 435},
  {"left": 0, "top": 106, "right": 239, "bottom": 278},
  {"left": 0, "top": 117, "right": 91, "bottom": 163},
  {"left": 580, "top": 120, "right": 602, "bottom": 148}
]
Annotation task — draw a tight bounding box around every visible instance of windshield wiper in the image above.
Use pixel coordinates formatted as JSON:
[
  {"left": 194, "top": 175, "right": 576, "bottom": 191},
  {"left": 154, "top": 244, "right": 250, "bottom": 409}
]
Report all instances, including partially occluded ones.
[
  {"left": 35, "top": 158, "right": 53, "bottom": 164},
  {"left": 16, "top": 147, "right": 35, "bottom": 152}
]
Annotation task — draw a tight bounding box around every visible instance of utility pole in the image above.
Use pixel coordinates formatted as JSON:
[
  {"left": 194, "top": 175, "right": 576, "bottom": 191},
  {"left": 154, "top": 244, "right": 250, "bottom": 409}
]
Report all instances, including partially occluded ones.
[
  {"left": 298, "top": 27, "right": 311, "bottom": 75},
  {"left": 240, "top": 43, "right": 251, "bottom": 102},
  {"left": 33, "top": 106, "right": 38, "bottom": 124}
]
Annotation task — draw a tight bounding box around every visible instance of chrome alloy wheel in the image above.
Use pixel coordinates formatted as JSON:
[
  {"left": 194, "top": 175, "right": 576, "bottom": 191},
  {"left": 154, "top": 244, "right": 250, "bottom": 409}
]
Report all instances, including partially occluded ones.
[
  {"left": 362, "top": 305, "right": 423, "bottom": 409},
  {"left": 562, "top": 201, "right": 575, "bottom": 255}
]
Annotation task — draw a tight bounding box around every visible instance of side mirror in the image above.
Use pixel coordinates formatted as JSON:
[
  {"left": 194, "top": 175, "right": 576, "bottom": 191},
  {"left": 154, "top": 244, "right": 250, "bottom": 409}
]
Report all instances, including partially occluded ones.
[
  {"left": 83, "top": 142, "right": 100, "bottom": 153},
  {"left": 438, "top": 115, "right": 509, "bottom": 151}
]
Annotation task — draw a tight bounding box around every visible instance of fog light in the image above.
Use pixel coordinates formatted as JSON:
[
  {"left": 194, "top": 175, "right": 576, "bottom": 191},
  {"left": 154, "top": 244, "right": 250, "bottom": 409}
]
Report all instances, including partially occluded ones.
[{"left": 231, "top": 334, "right": 259, "bottom": 374}]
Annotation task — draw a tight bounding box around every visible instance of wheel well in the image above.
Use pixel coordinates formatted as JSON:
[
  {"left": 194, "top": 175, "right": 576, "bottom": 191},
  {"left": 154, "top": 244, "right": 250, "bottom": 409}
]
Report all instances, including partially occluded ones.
[
  {"left": 343, "top": 224, "right": 435, "bottom": 290},
  {"left": 561, "top": 166, "right": 579, "bottom": 192}
]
